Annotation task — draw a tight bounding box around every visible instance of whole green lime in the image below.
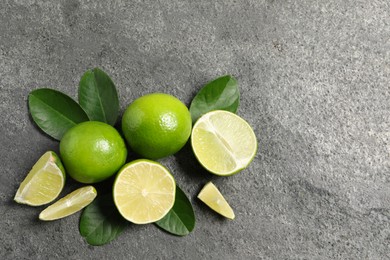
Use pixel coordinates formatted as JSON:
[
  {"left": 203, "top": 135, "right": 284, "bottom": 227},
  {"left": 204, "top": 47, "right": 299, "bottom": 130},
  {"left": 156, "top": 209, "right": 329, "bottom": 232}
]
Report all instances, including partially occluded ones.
[
  {"left": 122, "top": 93, "right": 192, "bottom": 159},
  {"left": 60, "top": 121, "right": 127, "bottom": 183}
]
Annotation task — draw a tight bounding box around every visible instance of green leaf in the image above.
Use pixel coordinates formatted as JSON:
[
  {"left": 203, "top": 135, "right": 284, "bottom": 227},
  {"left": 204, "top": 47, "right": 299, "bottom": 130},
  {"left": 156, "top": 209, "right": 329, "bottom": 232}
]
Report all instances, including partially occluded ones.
[
  {"left": 28, "top": 88, "right": 89, "bottom": 140},
  {"left": 80, "top": 194, "right": 128, "bottom": 246},
  {"left": 189, "top": 75, "right": 239, "bottom": 123},
  {"left": 155, "top": 186, "right": 195, "bottom": 236},
  {"left": 78, "top": 68, "right": 119, "bottom": 125}
]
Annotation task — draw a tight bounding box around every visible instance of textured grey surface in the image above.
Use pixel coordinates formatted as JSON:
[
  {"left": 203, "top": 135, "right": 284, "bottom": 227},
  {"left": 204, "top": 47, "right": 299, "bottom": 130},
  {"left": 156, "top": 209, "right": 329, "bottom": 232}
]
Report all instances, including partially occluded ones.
[{"left": 1, "top": 0, "right": 390, "bottom": 259}]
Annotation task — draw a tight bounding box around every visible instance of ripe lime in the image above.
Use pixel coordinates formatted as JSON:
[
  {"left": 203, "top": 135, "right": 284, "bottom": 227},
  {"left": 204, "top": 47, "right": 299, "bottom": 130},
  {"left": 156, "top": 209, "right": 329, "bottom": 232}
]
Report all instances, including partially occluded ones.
[
  {"left": 60, "top": 121, "right": 127, "bottom": 183},
  {"left": 191, "top": 110, "right": 257, "bottom": 176},
  {"left": 14, "top": 151, "right": 65, "bottom": 206},
  {"left": 121, "top": 93, "right": 192, "bottom": 159},
  {"left": 113, "top": 159, "right": 176, "bottom": 224}
]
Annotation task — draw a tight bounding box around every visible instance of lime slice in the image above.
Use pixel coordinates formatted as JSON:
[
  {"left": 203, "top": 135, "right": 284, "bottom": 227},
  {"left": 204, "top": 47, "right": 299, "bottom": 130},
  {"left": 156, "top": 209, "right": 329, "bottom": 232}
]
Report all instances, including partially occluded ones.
[
  {"left": 191, "top": 110, "right": 257, "bottom": 176},
  {"left": 14, "top": 151, "right": 66, "bottom": 206},
  {"left": 113, "top": 159, "right": 176, "bottom": 224},
  {"left": 39, "top": 186, "right": 97, "bottom": 221},
  {"left": 198, "top": 182, "right": 235, "bottom": 219}
]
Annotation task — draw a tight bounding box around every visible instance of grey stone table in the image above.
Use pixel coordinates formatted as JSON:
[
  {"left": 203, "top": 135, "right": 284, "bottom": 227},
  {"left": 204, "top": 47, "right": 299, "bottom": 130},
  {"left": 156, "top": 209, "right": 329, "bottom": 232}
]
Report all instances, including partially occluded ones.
[{"left": 1, "top": 1, "right": 389, "bottom": 259}]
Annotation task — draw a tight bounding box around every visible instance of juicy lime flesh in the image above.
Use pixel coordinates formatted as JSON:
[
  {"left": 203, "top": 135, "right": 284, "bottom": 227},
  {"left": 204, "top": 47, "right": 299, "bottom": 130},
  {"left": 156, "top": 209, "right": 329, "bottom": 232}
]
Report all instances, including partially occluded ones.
[
  {"left": 122, "top": 93, "right": 192, "bottom": 159},
  {"left": 39, "top": 186, "right": 97, "bottom": 221},
  {"left": 14, "top": 151, "right": 65, "bottom": 206},
  {"left": 191, "top": 110, "right": 257, "bottom": 175},
  {"left": 198, "top": 182, "right": 235, "bottom": 219},
  {"left": 114, "top": 160, "right": 176, "bottom": 224},
  {"left": 60, "top": 121, "right": 127, "bottom": 183}
]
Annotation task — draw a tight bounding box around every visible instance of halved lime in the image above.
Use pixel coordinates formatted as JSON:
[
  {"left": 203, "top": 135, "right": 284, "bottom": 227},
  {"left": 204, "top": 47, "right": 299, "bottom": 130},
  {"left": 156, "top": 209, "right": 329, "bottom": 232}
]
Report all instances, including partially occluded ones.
[
  {"left": 39, "top": 186, "right": 97, "bottom": 221},
  {"left": 113, "top": 159, "right": 176, "bottom": 224},
  {"left": 191, "top": 110, "right": 257, "bottom": 176},
  {"left": 14, "top": 151, "right": 66, "bottom": 206},
  {"left": 198, "top": 182, "right": 235, "bottom": 219}
]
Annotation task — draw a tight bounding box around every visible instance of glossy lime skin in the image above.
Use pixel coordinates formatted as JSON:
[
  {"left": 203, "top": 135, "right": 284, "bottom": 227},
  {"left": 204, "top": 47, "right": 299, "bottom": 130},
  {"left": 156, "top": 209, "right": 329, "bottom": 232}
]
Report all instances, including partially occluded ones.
[
  {"left": 60, "top": 121, "right": 127, "bottom": 183},
  {"left": 121, "top": 93, "right": 192, "bottom": 159}
]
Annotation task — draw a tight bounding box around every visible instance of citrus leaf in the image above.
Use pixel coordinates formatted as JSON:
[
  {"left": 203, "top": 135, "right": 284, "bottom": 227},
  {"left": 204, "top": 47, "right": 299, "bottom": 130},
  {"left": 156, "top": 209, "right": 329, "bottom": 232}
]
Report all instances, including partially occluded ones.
[
  {"left": 80, "top": 194, "right": 128, "bottom": 246},
  {"left": 189, "top": 75, "right": 239, "bottom": 123},
  {"left": 28, "top": 88, "right": 89, "bottom": 140},
  {"left": 155, "top": 186, "right": 195, "bottom": 236},
  {"left": 79, "top": 68, "right": 119, "bottom": 125}
]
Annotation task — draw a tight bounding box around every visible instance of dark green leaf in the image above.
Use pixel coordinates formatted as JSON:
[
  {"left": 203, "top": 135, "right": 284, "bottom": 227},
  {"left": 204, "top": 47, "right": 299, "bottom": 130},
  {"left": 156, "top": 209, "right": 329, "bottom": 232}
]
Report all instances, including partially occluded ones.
[
  {"left": 189, "top": 75, "right": 239, "bottom": 123},
  {"left": 28, "top": 88, "right": 89, "bottom": 140},
  {"left": 78, "top": 68, "right": 119, "bottom": 125},
  {"left": 155, "top": 186, "right": 195, "bottom": 236},
  {"left": 80, "top": 194, "right": 128, "bottom": 246}
]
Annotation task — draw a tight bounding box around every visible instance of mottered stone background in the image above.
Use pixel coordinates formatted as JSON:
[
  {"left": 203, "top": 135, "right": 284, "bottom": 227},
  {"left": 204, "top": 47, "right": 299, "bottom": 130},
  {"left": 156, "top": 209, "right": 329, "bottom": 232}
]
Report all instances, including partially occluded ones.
[{"left": 1, "top": 0, "right": 389, "bottom": 259}]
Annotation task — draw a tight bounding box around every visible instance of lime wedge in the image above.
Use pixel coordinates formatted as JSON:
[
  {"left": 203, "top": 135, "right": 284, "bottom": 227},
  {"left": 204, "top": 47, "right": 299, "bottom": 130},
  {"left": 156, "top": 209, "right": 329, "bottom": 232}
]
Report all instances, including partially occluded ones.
[
  {"left": 191, "top": 110, "right": 257, "bottom": 176},
  {"left": 39, "top": 186, "right": 97, "bottom": 221},
  {"left": 198, "top": 182, "right": 235, "bottom": 219},
  {"left": 113, "top": 159, "right": 176, "bottom": 224},
  {"left": 14, "top": 151, "right": 66, "bottom": 206}
]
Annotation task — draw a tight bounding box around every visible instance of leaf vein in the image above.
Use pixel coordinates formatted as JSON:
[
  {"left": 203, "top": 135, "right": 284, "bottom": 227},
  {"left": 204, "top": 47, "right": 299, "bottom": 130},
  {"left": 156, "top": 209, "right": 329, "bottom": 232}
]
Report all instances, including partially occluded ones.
[{"left": 92, "top": 70, "right": 108, "bottom": 122}]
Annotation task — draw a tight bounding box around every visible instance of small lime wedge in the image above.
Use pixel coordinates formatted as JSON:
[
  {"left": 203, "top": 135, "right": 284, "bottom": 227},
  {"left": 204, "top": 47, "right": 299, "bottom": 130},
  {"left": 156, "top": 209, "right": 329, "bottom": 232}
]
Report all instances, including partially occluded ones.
[
  {"left": 198, "top": 182, "right": 235, "bottom": 219},
  {"left": 113, "top": 159, "right": 176, "bottom": 224},
  {"left": 39, "top": 186, "right": 97, "bottom": 221},
  {"left": 191, "top": 110, "right": 257, "bottom": 176},
  {"left": 14, "top": 151, "right": 66, "bottom": 206}
]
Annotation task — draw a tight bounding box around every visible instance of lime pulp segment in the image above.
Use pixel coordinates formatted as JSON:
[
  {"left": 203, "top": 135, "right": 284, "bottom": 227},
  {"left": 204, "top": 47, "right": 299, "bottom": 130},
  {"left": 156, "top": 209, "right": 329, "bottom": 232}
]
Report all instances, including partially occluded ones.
[
  {"left": 39, "top": 186, "right": 97, "bottom": 221},
  {"left": 14, "top": 151, "right": 65, "bottom": 206},
  {"left": 198, "top": 182, "right": 235, "bottom": 219}
]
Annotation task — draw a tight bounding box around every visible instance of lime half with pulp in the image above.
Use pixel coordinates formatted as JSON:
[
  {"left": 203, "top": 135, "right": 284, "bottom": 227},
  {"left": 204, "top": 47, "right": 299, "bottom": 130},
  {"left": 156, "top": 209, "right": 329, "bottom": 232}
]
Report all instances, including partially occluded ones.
[
  {"left": 191, "top": 110, "right": 257, "bottom": 176},
  {"left": 113, "top": 159, "right": 176, "bottom": 224}
]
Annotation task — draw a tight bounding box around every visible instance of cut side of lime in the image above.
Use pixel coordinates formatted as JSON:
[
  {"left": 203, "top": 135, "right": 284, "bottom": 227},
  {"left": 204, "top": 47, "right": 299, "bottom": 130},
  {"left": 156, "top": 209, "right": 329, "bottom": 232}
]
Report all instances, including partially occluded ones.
[
  {"left": 14, "top": 151, "right": 66, "bottom": 206},
  {"left": 113, "top": 159, "right": 176, "bottom": 224},
  {"left": 198, "top": 182, "right": 235, "bottom": 219},
  {"left": 39, "top": 186, "right": 97, "bottom": 221},
  {"left": 191, "top": 110, "right": 257, "bottom": 176}
]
